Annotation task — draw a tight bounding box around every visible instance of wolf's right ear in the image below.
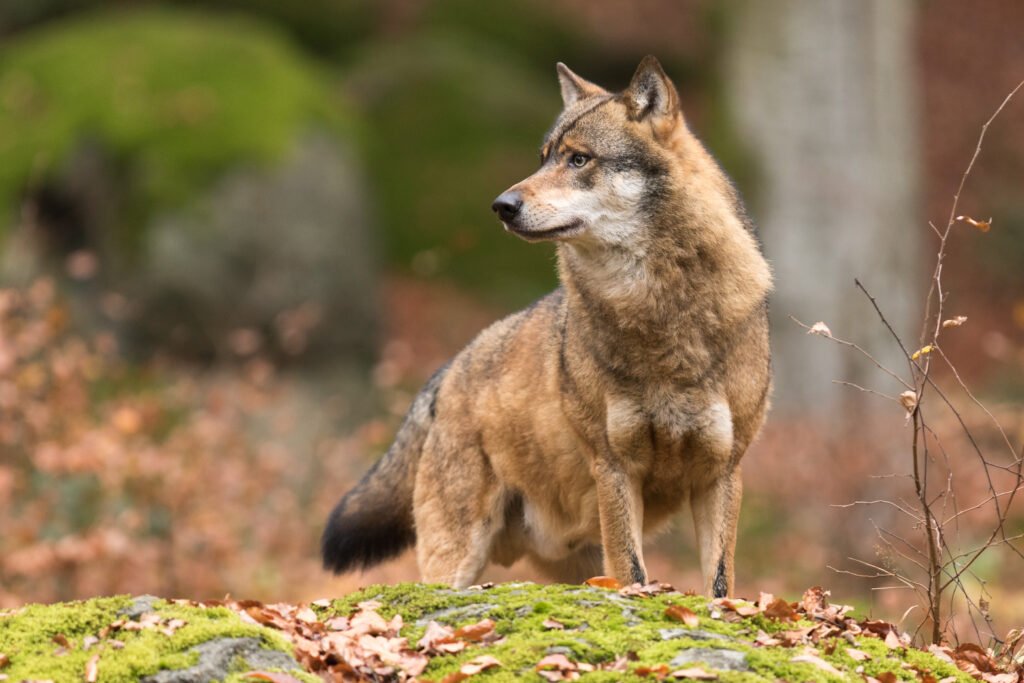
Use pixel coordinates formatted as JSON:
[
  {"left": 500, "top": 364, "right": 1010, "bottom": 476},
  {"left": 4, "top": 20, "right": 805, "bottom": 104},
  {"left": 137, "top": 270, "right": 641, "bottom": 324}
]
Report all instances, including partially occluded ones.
[
  {"left": 556, "top": 63, "right": 607, "bottom": 107},
  {"left": 623, "top": 55, "right": 679, "bottom": 124}
]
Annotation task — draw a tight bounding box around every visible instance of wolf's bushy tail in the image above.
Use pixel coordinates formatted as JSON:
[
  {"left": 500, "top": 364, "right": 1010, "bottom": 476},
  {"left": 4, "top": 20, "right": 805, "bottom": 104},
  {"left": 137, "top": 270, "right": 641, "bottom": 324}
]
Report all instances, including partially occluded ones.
[{"left": 321, "top": 367, "right": 445, "bottom": 574}]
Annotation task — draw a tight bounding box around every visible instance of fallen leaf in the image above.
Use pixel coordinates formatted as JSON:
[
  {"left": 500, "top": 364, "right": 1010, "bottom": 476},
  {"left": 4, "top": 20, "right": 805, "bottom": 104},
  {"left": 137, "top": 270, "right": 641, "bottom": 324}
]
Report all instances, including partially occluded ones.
[
  {"left": 778, "top": 626, "right": 817, "bottom": 646},
  {"left": 295, "top": 607, "right": 318, "bottom": 623},
  {"left": 243, "top": 673, "right": 304, "bottom": 683},
  {"left": 542, "top": 618, "right": 566, "bottom": 630},
  {"left": 537, "top": 653, "right": 576, "bottom": 669},
  {"left": 808, "top": 321, "right": 832, "bottom": 337},
  {"left": 981, "top": 673, "right": 1018, "bottom": 683},
  {"left": 884, "top": 629, "right": 903, "bottom": 649},
  {"left": 665, "top": 604, "right": 699, "bottom": 627},
  {"left": 956, "top": 215, "right": 992, "bottom": 232},
  {"left": 600, "top": 656, "right": 632, "bottom": 672},
  {"left": 861, "top": 619, "right": 894, "bottom": 637},
  {"left": 453, "top": 618, "right": 496, "bottom": 642},
  {"left": 85, "top": 654, "right": 100, "bottom": 683},
  {"left": 792, "top": 652, "right": 843, "bottom": 676},
  {"left": 953, "top": 642, "right": 998, "bottom": 675},
  {"left": 51, "top": 634, "right": 71, "bottom": 649},
  {"left": 536, "top": 653, "right": 582, "bottom": 681},
  {"left": 846, "top": 647, "right": 871, "bottom": 661},
  {"left": 0, "top": 654, "right": 7, "bottom": 669},
  {"left": 584, "top": 576, "right": 621, "bottom": 590},
  {"left": 418, "top": 621, "right": 465, "bottom": 654},
  {"left": 635, "top": 663, "right": 670, "bottom": 679},
  {"left": 620, "top": 582, "right": 677, "bottom": 597},
  {"left": 800, "top": 587, "right": 829, "bottom": 614},
  {"left": 460, "top": 654, "right": 502, "bottom": 675},
  {"left": 349, "top": 608, "right": 389, "bottom": 635},
  {"left": 874, "top": 672, "right": 898, "bottom": 683},
  {"left": 324, "top": 616, "right": 349, "bottom": 631},
  {"left": 942, "top": 316, "right": 967, "bottom": 328},
  {"left": 764, "top": 598, "right": 798, "bottom": 622},
  {"left": 713, "top": 598, "right": 761, "bottom": 617},
  {"left": 670, "top": 667, "right": 719, "bottom": 680}
]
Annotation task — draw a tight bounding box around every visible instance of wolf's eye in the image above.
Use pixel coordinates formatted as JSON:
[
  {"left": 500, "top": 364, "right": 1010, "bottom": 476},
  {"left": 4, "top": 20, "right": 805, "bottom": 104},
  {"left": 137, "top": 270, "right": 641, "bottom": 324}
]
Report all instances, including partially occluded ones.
[{"left": 569, "top": 153, "right": 590, "bottom": 168}]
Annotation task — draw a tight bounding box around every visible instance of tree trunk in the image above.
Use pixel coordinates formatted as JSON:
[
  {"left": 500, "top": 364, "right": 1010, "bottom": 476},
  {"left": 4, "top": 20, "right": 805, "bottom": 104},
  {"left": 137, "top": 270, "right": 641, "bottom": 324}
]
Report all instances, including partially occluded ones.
[{"left": 725, "top": 0, "right": 920, "bottom": 415}]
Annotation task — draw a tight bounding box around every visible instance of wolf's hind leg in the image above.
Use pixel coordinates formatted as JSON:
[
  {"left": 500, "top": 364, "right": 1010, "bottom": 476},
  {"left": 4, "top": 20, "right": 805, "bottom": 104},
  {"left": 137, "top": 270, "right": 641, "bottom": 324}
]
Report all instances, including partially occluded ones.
[
  {"left": 413, "top": 434, "right": 505, "bottom": 588},
  {"left": 691, "top": 465, "right": 742, "bottom": 598}
]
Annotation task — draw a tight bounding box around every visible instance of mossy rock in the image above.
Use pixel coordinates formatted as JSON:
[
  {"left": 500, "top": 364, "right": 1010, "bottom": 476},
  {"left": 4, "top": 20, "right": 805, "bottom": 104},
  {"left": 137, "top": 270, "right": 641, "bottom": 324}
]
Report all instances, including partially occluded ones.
[
  {"left": 0, "top": 8, "right": 378, "bottom": 360},
  {"left": 0, "top": 583, "right": 974, "bottom": 682},
  {"left": 0, "top": 7, "right": 352, "bottom": 232},
  {"left": 0, "top": 595, "right": 312, "bottom": 683}
]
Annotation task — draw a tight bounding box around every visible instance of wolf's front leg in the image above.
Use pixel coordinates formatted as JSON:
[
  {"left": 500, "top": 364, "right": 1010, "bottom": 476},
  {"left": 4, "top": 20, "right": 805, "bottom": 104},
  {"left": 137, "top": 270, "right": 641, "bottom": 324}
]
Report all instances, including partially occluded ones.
[
  {"left": 592, "top": 460, "right": 647, "bottom": 585},
  {"left": 691, "top": 465, "right": 742, "bottom": 598}
]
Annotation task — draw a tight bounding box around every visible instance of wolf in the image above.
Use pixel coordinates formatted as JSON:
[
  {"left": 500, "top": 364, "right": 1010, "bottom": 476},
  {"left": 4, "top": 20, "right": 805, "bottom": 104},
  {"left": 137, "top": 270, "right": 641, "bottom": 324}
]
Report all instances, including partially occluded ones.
[{"left": 322, "top": 56, "right": 772, "bottom": 597}]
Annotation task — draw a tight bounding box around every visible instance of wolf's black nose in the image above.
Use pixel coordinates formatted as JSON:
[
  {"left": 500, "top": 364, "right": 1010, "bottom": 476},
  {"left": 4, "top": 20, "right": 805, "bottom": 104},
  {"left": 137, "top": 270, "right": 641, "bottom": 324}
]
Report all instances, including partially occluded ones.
[{"left": 491, "top": 192, "right": 523, "bottom": 222}]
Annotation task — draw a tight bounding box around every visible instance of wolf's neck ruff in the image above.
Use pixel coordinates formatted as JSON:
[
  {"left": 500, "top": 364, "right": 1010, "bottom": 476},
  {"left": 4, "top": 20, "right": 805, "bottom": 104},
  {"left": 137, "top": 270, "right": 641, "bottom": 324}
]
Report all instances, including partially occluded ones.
[{"left": 555, "top": 129, "right": 771, "bottom": 385}]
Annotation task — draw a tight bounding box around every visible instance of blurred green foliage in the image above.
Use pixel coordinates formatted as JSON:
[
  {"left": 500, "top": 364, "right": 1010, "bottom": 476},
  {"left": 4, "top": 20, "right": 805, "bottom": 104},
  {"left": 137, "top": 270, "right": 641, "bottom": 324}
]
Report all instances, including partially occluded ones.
[
  {"left": 0, "top": 7, "right": 351, "bottom": 237},
  {"left": 348, "top": 33, "right": 563, "bottom": 303},
  {"left": 172, "top": 0, "right": 376, "bottom": 61},
  {"left": 0, "top": 0, "right": 719, "bottom": 306}
]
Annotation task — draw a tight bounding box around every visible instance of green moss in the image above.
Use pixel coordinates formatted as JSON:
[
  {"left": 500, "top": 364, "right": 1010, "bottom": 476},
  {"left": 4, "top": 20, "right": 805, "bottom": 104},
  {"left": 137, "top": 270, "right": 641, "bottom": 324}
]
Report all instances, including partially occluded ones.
[
  {"left": 0, "top": 7, "right": 352, "bottom": 236},
  {"left": 0, "top": 585, "right": 977, "bottom": 682},
  {"left": 325, "top": 583, "right": 975, "bottom": 682},
  {"left": 0, "top": 596, "right": 299, "bottom": 682}
]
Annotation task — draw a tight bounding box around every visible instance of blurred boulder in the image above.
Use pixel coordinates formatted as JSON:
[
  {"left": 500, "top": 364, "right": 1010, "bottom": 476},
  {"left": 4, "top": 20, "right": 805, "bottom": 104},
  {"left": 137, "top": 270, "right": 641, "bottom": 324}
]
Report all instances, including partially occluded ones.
[
  {"left": 139, "top": 133, "right": 377, "bottom": 361},
  {"left": 0, "top": 8, "right": 378, "bottom": 362}
]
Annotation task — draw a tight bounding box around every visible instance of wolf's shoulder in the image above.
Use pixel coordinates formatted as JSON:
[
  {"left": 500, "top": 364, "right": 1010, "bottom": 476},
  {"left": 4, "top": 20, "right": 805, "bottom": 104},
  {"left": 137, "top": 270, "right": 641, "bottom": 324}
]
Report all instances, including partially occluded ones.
[{"left": 439, "top": 288, "right": 564, "bottom": 383}]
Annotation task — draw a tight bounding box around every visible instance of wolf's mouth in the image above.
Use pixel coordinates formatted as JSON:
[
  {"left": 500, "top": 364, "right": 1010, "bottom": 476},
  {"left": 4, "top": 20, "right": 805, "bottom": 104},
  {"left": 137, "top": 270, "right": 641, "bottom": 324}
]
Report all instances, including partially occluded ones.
[{"left": 505, "top": 220, "right": 583, "bottom": 242}]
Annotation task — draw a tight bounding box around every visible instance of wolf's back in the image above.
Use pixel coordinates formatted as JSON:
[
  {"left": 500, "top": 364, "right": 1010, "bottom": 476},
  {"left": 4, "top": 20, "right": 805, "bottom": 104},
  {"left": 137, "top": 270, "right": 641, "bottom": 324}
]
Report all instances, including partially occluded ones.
[{"left": 321, "top": 365, "right": 447, "bottom": 574}]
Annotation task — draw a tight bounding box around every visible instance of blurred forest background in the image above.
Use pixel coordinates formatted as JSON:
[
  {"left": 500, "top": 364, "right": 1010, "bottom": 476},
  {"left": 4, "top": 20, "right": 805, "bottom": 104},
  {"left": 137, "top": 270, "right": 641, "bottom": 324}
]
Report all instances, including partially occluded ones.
[{"left": 1, "top": 0, "right": 1023, "bottom": 641}]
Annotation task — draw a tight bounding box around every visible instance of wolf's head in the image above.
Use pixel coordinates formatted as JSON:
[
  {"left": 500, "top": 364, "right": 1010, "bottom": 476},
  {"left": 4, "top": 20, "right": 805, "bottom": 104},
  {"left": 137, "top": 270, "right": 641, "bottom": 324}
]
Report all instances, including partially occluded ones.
[{"left": 492, "top": 56, "right": 690, "bottom": 251}]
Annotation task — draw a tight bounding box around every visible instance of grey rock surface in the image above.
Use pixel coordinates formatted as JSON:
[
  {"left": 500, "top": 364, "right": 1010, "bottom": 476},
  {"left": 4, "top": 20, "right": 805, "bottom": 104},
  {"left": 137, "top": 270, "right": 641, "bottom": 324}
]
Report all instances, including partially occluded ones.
[
  {"left": 415, "top": 603, "right": 498, "bottom": 627},
  {"left": 658, "top": 628, "right": 731, "bottom": 642},
  {"left": 118, "top": 595, "right": 161, "bottom": 621},
  {"left": 142, "top": 637, "right": 299, "bottom": 683},
  {"left": 669, "top": 647, "right": 750, "bottom": 672}
]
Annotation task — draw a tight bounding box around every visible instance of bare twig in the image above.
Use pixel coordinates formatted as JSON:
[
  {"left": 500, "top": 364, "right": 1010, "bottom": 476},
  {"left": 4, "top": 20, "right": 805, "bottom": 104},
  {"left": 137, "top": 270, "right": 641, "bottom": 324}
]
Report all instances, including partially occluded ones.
[{"left": 802, "top": 80, "right": 1024, "bottom": 645}]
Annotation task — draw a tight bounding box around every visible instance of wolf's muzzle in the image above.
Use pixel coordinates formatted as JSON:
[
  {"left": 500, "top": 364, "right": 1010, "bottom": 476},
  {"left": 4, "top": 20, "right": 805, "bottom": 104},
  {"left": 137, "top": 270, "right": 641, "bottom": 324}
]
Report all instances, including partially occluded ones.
[{"left": 491, "top": 191, "right": 523, "bottom": 223}]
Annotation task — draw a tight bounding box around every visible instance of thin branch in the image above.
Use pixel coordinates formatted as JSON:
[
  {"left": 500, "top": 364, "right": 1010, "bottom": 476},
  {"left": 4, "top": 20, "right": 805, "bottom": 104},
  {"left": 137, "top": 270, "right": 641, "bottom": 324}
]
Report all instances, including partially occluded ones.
[
  {"left": 832, "top": 380, "right": 900, "bottom": 403},
  {"left": 792, "top": 316, "right": 912, "bottom": 390}
]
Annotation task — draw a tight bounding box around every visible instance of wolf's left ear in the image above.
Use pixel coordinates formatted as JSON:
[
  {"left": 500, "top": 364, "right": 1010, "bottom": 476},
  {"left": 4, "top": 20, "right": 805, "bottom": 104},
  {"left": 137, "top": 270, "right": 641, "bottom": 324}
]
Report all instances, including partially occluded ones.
[
  {"left": 623, "top": 55, "right": 679, "bottom": 123},
  {"left": 557, "top": 63, "right": 607, "bottom": 107}
]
